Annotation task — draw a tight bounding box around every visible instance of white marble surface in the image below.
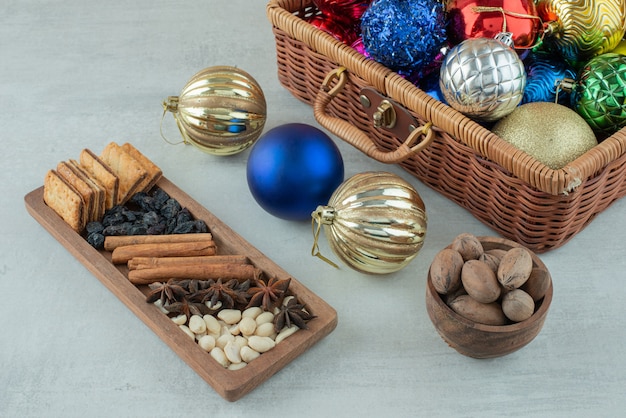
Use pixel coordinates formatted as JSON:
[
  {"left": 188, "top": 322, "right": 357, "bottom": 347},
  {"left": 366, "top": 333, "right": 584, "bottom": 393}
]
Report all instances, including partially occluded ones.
[{"left": 2, "top": 1, "right": 626, "bottom": 416}]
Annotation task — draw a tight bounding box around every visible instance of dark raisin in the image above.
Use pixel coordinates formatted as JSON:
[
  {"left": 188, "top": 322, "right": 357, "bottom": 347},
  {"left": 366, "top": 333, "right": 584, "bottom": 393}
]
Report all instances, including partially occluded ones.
[
  {"left": 146, "top": 223, "right": 166, "bottom": 235},
  {"left": 176, "top": 207, "right": 193, "bottom": 224},
  {"left": 129, "top": 192, "right": 153, "bottom": 211},
  {"left": 129, "top": 224, "right": 148, "bottom": 235},
  {"left": 152, "top": 188, "right": 170, "bottom": 209},
  {"left": 102, "top": 208, "right": 125, "bottom": 227},
  {"left": 165, "top": 217, "right": 177, "bottom": 234},
  {"left": 86, "top": 221, "right": 104, "bottom": 235},
  {"left": 173, "top": 221, "right": 196, "bottom": 234},
  {"left": 87, "top": 232, "right": 105, "bottom": 249},
  {"left": 103, "top": 223, "right": 132, "bottom": 236},
  {"left": 121, "top": 208, "right": 138, "bottom": 222},
  {"left": 193, "top": 220, "right": 209, "bottom": 233},
  {"left": 86, "top": 187, "right": 207, "bottom": 248},
  {"left": 160, "top": 198, "right": 181, "bottom": 219},
  {"left": 142, "top": 211, "right": 160, "bottom": 226}
]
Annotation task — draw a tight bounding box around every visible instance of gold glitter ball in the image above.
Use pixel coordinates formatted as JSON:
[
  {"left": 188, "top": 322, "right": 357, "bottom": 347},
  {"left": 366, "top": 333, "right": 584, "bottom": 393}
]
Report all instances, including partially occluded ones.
[{"left": 492, "top": 102, "right": 597, "bottom": 169}]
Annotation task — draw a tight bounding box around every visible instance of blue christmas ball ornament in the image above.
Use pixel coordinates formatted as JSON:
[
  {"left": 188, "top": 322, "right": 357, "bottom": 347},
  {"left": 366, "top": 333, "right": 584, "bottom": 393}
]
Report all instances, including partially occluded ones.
[
  {"left": 522, "top": 52, "right": 577, "bottom": 105},
  {"left": 246, "top": 123, "right": 344, "bottom": 221},
  {"left": 361, "top": 0, "right": 447, "bottom": 76}
]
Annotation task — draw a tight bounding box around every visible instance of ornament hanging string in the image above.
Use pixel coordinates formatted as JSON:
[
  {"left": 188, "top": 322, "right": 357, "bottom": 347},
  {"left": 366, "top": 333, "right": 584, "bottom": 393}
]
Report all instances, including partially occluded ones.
[
  {"left": 472, "top": 6, "right": 544, "bottom": 49},
  {"left": 310, "top": 211, "right": 339, "bottom": 269},
  {"left": 159, "top": 96, "right": 185, "bottom": 146},
  {"left": 553, "top": 78, "right": 575, "bottom": 104}
]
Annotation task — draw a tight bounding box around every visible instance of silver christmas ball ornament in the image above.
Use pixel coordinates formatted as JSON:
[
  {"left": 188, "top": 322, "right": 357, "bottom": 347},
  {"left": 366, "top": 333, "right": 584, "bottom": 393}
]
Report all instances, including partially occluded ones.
[{"left": 439, "top": 34, "right": 526, "bottom": 122}]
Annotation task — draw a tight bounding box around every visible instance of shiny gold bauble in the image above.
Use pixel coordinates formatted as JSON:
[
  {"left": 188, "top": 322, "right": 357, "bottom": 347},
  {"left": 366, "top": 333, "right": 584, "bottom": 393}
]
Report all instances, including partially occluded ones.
[
  {"left": 312, "top": 171, "right": 427, "bottom": 275},
  {"left": 538, "top": 0, "right": 626, "bottom": 63},
  {"left": 613, "top": 39, "right": 626, "bottom": 56},
  {"left": 492, "top": 102, "right": 597, "bottom": 169},
  {"left": 163, "top": 66, "right": 267, "bottom": 155}
]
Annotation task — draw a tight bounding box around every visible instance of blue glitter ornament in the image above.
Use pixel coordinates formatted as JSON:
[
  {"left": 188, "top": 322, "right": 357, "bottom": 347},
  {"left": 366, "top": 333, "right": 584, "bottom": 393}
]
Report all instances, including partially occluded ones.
[
  {"left": 246, "top": 123, "right": 345, "bottom": 221},
  {"left": 361, "top": 0, "right": 447, "bottom": 76},
  {"left": 522, "top": 52, "right": 576, "bottom": 104}
]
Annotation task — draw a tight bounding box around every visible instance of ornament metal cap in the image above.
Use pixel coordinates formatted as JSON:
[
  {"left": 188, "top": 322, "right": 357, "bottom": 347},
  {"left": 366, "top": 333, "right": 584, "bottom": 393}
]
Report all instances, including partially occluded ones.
[
  {"left": 495, "top": 32, "right": 515, "bottom": 48},
  {"left": 311, "top": 206, "right": 339, "bottom": 269}
]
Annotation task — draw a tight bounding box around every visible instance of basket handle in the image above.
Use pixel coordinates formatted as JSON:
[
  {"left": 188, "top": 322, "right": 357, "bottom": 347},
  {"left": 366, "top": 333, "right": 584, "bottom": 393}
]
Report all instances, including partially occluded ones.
[{"left": 313, "top": 67, "right": 434, "bottom": 164}]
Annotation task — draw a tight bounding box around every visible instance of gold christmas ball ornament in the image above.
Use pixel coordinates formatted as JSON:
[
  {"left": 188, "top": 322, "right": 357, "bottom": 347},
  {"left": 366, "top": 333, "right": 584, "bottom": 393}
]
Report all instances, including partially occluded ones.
[
  {"left": 311, "top": 171, "right": 427, "bottom": 275},
  {"left": 162, "top": 66, "right": 267, "bottom": 156},
  {"left": 492, "top": 102, "right": 597, "bottom": 170}
]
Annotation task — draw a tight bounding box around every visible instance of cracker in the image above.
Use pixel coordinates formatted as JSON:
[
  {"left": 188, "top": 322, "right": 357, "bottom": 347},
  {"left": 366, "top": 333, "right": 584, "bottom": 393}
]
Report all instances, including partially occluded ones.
[
  {"left": 100, "top": 142, "right": 147, "bottom": 204},
  {"left": 80, "top": 148, "right": 118, "bottom": 209},
  {"left": 121, "top": 142, "right": 162, "bottom": 192},
  {"left": 43, "top": 169, "right": 85, "bottom": 232},
  {"left": 57, "top": 161, "right": 93, "bottom": 225},
  {"left": 68, "top": 159, "right": 106, "bottom": 221}
]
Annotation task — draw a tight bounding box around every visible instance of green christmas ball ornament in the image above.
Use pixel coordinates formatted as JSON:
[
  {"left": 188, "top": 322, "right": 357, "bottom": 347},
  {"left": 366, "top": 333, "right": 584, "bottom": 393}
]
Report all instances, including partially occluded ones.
[
  {"left": 570, "top": 53, "right": 626, "bottom": 137},
  {"left": 492, "top": 102, "right": 597, "bottom": 170},
  {"left": 162, "top": 66, "right": 267, "bottom": 156}
]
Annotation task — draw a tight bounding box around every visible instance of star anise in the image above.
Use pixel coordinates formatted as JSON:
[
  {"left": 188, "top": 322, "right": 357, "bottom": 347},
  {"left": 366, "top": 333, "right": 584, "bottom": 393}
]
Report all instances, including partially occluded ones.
[
  {"left": 145, "top": 279, "right": 187, "bottom": 305},
  {"left": 246, "top": 276, "right": 291, "bottom": 311},
  {"left": 165, "top": 298, "right": 209, "bottom": 317},
  {"left": 192, "top": 278, "right": 241, "bottom": 310},
  {"left": 177, "top": 279, "right": 204, "bottom": 295},
  {"left": 273, "top": 297, "right": 316, "bottom": 333},
  {"left": 233, "top": 279, "right": 251, "bottom": 306}
]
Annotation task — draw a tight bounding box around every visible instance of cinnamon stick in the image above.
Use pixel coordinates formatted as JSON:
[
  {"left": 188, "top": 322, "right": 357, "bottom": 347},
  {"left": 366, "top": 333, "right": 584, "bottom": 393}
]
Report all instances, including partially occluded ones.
[
  {"left": 127, "top": 254, "right": 249, "bottom": 270},
  {"left": 127, "top": 263, "right": 262, "bottom": 285},
  {"left": 104, "top": 233, "right": 213, "bottom": 251},
  {"left": 111, "top": 241, "right": 216, "bottom": 264}
]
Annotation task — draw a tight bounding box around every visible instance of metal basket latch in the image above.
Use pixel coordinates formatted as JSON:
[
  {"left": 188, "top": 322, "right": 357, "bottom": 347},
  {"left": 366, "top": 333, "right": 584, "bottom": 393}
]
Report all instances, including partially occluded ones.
[
  {"left": 372, "top": 100, "right": 396, "bottom": 129},
  {"left": 359, "top": 87, "right": 418, "bottom": 137}
]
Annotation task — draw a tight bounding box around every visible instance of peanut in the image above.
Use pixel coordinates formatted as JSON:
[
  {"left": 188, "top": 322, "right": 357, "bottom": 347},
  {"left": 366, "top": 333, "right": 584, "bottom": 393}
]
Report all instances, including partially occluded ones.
[
  {"left": 240, "top": 346, "right": 261, "bottom": 363},
  {"left": 238, "top": 316, "right": 257, "bottom": 336},
  {"left": 224, "top": 340, "right": 242, "bottom": 364},
  {"left": 179, "top": 324, "right": 195, "bottom": 341},
  {"left": 241, "top": 306, "right": 262, "bottom": 319},
  {"left": 188, "top": 314, "right": 206, "bottom": 334},
  {"left": 203, "top": 314, "right": 221, "bottom": 336},
  {"left": 197, "top": 335, "right": 216, "bottom": 352},
  {"left": 210, "top": 347, "right": 229, "bottom": 368},
  {"left": 160, "top": 303, "right": 306, "bottom": 369},
  {"left": 255, "top": 322, "right": 277, "bottom": 338},
  {"left": 217, "top": 308, "right": 242, "bottom": 325},
  {"left": 247, "top": 335, "right": 276, "bottom": 353},
  {"left": 275, "top": 325, "right": 299, "bottom": 344},
  {"left": 255, "top": 311, "right": 274, "bottom": 325},
  {"left": 227, "top": 362, "right": 248, "bottom": 371}
]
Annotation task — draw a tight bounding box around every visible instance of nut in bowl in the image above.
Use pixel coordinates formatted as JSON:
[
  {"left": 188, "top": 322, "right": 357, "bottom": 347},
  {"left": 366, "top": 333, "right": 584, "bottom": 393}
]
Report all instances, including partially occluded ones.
[{"left": 425, "top": 235, "right": 553, "bottom": 359}]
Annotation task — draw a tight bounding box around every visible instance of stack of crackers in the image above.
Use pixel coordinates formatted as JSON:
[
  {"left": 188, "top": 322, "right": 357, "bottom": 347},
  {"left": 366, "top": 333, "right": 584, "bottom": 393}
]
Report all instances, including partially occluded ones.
[{"left": 43, "top": 142, "right": 162, "bottom": 233}]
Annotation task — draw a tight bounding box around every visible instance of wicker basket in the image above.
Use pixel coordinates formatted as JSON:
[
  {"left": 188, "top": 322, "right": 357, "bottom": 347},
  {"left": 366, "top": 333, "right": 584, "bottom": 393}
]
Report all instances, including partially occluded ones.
[{"left": 266, "top": 0, "right": 626, "bottom": 253}]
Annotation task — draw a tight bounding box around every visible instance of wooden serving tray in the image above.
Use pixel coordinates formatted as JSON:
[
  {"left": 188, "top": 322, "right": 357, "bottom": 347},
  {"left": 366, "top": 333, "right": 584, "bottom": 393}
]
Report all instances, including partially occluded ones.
[{"left": 24, "top": 177, "right": 338, "bottom": 402}]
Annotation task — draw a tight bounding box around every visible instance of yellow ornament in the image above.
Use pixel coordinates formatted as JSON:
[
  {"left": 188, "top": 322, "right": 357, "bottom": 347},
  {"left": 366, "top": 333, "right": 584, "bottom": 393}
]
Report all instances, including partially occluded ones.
[
  {"left": 492, "top": 102, "right": 598, "bottom": 169},
  {"left": 311, "top": 171, "right": 427, "bottom": 275},
  {"left": 538, "top": 0, "right": 626, "bottom": 63},
  {"left": 613, "top": 39, "right": 626, "bottom": 56},
  {"left": 163, "top": 66, "right": 267, "bottom": 155}
]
